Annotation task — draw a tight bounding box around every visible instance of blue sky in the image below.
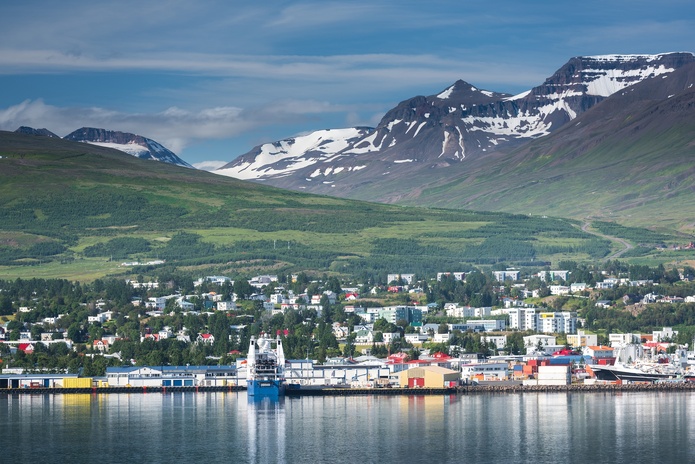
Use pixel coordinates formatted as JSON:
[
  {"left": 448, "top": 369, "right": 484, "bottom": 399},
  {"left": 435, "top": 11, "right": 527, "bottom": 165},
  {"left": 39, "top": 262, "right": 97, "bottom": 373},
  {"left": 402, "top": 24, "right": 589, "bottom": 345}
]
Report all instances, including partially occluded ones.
[{"left": 1, "top": 0, "right": 694, "bottom": 169}]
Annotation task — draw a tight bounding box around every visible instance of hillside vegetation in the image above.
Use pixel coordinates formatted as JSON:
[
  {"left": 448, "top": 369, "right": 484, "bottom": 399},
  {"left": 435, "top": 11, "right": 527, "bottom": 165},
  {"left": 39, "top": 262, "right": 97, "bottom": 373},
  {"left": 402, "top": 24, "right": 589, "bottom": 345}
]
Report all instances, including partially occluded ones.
[{"left": 0, "top": 131, "right": 690, "bottom": 281}]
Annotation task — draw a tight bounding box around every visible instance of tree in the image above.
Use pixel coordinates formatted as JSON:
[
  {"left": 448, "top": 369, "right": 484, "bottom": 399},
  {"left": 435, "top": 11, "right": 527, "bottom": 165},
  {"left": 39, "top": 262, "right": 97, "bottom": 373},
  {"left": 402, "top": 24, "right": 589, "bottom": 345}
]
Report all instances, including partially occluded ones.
[{"left": 233, "top": 278, "right": 253, "bottom": 300}]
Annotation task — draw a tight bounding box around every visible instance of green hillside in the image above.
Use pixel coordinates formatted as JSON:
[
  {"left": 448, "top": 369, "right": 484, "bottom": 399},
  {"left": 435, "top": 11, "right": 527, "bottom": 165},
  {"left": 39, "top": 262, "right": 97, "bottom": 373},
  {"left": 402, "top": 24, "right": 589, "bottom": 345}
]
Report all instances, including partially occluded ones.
[
  {"left": 398, "top": 88, "right": 695, "bottom": 234},
  {"left": 2, "top": 130, "right": 653, "bottom": 281}
]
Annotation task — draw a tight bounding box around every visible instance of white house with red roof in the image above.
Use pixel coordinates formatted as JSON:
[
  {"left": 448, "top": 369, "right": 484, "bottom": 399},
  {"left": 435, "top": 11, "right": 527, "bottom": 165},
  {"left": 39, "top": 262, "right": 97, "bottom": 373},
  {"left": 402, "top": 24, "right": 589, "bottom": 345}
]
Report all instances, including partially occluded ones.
[{"left": 196, "top": 333, "right": 215, "bottom": 345}]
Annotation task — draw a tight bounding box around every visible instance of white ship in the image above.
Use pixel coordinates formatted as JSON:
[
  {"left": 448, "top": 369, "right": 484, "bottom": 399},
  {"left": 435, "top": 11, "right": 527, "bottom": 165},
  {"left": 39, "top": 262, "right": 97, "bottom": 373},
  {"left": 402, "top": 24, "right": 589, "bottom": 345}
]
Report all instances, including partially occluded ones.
[{"left": 246, "top": 334, "right": 286, "bottom": 397}]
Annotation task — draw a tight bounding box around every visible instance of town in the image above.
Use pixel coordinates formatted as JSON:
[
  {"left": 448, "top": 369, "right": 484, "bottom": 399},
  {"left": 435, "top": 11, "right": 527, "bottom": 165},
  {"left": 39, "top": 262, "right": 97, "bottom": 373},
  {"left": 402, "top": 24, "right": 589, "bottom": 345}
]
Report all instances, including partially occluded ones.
[{"left": 2, "top": 261, "right": 695, "bottom": 391}]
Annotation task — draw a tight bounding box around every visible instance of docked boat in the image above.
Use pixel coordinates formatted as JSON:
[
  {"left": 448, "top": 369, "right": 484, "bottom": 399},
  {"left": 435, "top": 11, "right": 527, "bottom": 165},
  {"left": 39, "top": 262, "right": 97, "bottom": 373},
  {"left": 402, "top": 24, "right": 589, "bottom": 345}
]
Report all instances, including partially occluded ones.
[
  {"left": 246, "top": 334, "right": 286, "bottom": 397},
  {"left": 589, "top": 362, "right": 683, "bottom": 382}
]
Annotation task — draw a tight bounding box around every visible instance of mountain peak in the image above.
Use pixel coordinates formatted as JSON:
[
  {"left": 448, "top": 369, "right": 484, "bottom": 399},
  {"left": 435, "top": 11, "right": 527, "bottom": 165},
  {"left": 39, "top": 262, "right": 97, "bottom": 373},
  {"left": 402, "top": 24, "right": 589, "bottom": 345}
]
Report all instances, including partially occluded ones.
[
  {"left": 64, "top": 127, "right": 193, "bottom": 168},
  {"left": 14, "top": 126, "right": 60, "bottom": 138}
]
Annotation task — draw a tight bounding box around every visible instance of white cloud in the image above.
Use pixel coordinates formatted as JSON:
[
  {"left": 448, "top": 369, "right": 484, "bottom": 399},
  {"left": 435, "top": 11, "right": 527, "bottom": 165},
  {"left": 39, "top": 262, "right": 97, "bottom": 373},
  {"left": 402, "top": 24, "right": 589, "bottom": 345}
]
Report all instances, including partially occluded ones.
[{"left": 193, "top": 160, "right": 228, "bottom": 171}]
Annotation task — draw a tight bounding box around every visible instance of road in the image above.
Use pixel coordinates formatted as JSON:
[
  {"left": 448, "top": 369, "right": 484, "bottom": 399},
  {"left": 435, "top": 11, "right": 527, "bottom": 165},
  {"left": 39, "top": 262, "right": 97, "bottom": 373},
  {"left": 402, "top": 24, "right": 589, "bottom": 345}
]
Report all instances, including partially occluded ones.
[{"left": 581, "top": 221, "right": 634, "bottom": 260}]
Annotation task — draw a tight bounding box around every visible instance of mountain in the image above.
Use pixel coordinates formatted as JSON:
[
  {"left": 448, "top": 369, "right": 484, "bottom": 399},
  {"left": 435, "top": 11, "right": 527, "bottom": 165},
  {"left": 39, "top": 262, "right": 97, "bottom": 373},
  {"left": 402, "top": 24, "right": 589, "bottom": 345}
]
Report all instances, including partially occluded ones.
[
  {"left": 14, "top": 126, "right": 60, "bottom": 138},
  {"left": 408, "top": 61, "right": 695, "bottom": 227},
  {"left": 63, "top": 127, "right": 193, "bottom": 168},
  {"left": 215, "top": 53, "right": 695, "bottom": 225}
]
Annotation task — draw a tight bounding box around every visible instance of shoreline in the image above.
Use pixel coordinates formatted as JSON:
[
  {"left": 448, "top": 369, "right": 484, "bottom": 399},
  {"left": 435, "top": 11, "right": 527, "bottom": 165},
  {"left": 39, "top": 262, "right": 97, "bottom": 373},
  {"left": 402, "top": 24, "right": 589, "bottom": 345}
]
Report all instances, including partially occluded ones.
[{"left": 2, "top": 382, "right": 695, "bottom": 396}]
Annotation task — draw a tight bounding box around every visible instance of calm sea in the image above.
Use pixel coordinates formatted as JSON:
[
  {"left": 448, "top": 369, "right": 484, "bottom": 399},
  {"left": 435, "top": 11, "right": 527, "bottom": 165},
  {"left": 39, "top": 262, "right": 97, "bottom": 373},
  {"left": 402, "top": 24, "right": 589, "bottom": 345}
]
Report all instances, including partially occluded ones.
[{"left": 1, "top": 391, "right": 693, "bottom": 463}]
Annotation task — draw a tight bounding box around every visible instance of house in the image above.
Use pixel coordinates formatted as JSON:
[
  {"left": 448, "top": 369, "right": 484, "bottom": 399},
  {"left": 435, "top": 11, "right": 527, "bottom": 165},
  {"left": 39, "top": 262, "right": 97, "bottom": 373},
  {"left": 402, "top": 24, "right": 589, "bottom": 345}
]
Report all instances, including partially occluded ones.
[
  {"left": 216, "top": 301, "right": 237, "bottom": 311},
  {"left": 570, "top": 283, "right": 588, "bottom": 293},
  {"left": 93, "top": 339, "right": 110, "bottom": 352},
  {"left": 332, "top": 324, "right": 349, "bottom": 340},
  {"left": 382, "top": 332, "right": 401, "bottom": 343},
  {"left": 550, "top": 285, "right": 570, "bottom": 295},
  {"left": 177, "top": 298, "right": 195, "bottom": 311},
  {"left": 584, "top": 345, "right": 614, "bottom": 360},
  {"left": 354, "top": 329, "right": 374, "bottom": 344},
  {"left": 18, "top": 343, "right": 35, "bottom": 354},
  {"left": 344, "top": 292, "right": 359, "bottom": 301},
  {"left": 196, "top": 333, "right": 215, "bottom": 345}
]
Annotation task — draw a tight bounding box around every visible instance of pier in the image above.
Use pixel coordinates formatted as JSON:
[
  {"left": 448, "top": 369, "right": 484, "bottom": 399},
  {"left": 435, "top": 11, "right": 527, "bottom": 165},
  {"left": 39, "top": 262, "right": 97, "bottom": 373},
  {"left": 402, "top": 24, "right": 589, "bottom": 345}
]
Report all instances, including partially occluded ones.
[{"left": 3, "top": 381, "right": 695, "bottom": 395}]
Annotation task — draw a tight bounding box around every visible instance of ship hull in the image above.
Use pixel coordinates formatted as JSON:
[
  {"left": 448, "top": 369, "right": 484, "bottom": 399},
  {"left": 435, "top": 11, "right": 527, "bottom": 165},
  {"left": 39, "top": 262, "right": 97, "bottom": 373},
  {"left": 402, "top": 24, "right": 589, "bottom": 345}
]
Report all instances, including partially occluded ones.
[
  {"left": 247, "top": 379, "right": 286, "bottom": 397},
  {"left": 590, "top": 364, "right": 680, "bottom": 383}
]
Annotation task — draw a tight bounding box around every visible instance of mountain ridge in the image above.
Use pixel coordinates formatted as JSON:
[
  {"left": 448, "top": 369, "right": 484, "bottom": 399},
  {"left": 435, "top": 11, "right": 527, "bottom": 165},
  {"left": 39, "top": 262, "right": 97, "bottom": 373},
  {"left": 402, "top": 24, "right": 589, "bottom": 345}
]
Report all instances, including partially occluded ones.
[
  {"left": 13, "top": 126, "right": 193, "bottom": 168},
  {"left": 214, "top": 52, "right": 695, "bottom": 228}
]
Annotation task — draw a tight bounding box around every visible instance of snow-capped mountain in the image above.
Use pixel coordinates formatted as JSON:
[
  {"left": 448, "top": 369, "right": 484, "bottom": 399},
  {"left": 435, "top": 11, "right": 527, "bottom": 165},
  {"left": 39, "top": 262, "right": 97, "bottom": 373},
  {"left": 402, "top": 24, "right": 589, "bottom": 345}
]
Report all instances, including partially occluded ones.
[
  {"left": 217, "top": 127, "right": 373, "bottom": 180},
  {"left": 63, "top": 127, "right": 193, "bottom": 168},
  {"left": 216, "top": 52, "right": 695, "bottom": 193}
]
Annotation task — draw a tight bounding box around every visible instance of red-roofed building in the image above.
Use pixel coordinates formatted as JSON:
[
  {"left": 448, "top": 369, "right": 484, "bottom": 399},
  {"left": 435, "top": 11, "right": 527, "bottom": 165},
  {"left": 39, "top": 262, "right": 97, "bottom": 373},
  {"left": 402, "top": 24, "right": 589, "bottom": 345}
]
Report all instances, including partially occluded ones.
[
  {"left": 387, "top": 352, "right": 409, "bottom": 363},
  {"left": 18, "top": 343, "right": 34, "bottom": 354},
  {"left": 93, "top": 339, "right": 110, "bottom": 352},
  {"left": 196, "top": 333, "right": 215, "bottom": 345}
]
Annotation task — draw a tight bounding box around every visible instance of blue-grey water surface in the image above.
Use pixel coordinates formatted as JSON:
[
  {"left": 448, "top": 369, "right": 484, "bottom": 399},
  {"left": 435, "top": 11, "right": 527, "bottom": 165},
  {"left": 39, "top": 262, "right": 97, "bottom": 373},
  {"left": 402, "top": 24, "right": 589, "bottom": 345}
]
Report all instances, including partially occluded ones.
[{"left": 1, "top": 391, "right": 693, "bottom": 463}]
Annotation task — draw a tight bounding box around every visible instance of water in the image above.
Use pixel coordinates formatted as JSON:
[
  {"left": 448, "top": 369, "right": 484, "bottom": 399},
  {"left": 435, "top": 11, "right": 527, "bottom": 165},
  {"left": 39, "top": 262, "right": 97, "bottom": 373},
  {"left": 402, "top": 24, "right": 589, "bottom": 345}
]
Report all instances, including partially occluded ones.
[{"left": 1, "top": 391, "right": 693, "bottom": 463}]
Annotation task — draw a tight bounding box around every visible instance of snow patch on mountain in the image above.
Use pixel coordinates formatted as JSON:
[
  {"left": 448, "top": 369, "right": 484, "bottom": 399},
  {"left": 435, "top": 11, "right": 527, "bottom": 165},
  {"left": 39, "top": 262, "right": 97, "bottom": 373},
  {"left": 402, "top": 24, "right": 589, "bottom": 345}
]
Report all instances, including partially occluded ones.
[{"left": 88, "top": 141, "right": 150, "bottom": 157}]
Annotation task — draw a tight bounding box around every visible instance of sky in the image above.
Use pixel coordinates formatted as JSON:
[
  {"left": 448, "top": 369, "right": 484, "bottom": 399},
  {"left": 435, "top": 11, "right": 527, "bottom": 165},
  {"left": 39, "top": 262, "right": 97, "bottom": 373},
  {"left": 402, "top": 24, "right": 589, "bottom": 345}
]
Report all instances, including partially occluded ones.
[{"left": 1, "top": 1, "right": 694, "bottom": 169}]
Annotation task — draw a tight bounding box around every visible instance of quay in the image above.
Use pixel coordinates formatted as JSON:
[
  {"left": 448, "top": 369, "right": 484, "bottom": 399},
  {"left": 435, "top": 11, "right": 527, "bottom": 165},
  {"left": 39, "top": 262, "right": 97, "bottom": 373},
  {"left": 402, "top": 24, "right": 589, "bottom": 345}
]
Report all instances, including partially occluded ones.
[{"left": 2, "top": 382, "right": 695, "bottom": 395}]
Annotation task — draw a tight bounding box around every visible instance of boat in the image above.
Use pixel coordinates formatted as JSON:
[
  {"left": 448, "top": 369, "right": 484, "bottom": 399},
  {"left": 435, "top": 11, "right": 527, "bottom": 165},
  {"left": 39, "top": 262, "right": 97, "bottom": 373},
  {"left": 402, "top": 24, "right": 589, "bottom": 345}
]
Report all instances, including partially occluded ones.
[
  {"left": 246, "top": 334, "right": 286, "bottom": 397},
  {"left": 589, "top": 362, "right": 683, "bottom": 382},
  {"left": 589, "top": 343, "right": 684, "bottom": 383}
]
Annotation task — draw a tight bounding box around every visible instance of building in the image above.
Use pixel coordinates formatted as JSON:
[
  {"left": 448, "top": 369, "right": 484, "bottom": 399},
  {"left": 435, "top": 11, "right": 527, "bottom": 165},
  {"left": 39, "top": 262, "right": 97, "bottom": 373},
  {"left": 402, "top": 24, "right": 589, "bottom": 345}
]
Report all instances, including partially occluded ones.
[
  {"left": 397, "top": 365, "right": 459, "bottom": 388},
  {"left": 566, "top": 330, "right": 598, "bottom": 348},
  {"left": 216, "top": 301, "right": 237, "bottom": 311},
  {"left": 437, "top": 272, "right": 466, "bottom": 281},
  {"left": 387, "top": 274, "right": 415, "bottom": 285},
  {"left": 537, "top": 312, "right": 577, "bottom": 334},
  {"left": 653, "top": 327, "right": 678, "bottom": 342},
  {"left": 508, "top": 308, "right": 537, "bottom": 331},
  {"left": 378, "top": 306, "right": 422, "bottom": 325},
  {"left": 481, "top": 335, "right": 507, "bottom": 351},
  {"left": 493, "top": 270, "right": 520, "bottom": 282},
  {"left": 608, "top": 333, "right": 641, "bottom": 346},
  {"left": 460, "top": 362, "right": 509, "bottom": 382},
  {"left": 538, "top": 270, "right": 570, "bottom": 282}
]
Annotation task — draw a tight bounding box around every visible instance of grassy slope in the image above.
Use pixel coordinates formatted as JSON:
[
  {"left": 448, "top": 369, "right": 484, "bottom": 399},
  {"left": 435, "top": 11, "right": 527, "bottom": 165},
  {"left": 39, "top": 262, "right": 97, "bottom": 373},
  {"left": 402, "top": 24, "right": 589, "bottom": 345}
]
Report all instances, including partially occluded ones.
[
  {"left": 396, "top": 90, "right": 695, "bottom": 233},
  {"left": 0, "top": 131, "right": 623, "bottom": 280}
]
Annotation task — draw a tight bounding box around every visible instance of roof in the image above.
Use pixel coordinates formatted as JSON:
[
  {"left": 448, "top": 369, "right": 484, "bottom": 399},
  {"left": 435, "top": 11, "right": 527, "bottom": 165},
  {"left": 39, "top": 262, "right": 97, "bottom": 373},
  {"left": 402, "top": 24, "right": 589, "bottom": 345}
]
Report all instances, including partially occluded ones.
[{"left": 587, "top": 345, "right": 613, "bottom": 350}]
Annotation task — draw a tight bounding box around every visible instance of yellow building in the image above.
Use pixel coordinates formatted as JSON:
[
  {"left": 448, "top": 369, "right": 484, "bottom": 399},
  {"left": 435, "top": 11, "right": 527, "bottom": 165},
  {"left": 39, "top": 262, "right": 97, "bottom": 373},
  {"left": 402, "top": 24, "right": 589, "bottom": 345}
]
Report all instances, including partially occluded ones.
[{"left": 398, "top": 365, "right": 459, "bottom": 388}]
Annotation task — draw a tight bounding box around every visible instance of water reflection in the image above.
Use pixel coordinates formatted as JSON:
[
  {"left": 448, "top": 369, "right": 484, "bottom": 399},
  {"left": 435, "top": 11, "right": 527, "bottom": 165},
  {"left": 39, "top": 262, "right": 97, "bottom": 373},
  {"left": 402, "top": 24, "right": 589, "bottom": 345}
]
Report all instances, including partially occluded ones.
[{"left": 246, "top": 395, "right": 286, "bottom": 464}]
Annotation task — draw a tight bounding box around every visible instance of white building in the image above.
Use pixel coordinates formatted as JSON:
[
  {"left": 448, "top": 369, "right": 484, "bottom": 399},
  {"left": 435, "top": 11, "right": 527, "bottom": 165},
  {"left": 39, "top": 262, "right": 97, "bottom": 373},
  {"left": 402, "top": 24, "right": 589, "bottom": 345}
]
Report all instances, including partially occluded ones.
[
  {"left": 216, "top": 301, "right": 237, "bottom": 311},
  {"left": 549, "top": 285, "right": 570, "bottom": 296},
  {"left": 481, "top": 335, "right": 507, "bottom": 351},
  {"left": 537, "top": 312, "right": 576, "bottom": 334},
  {"left": 460, "top": 362, "right": 509, "bottom": 382},
  {"left": 608, "top": 333, "right": 641, "bottom": 346},
  {"left": 538, "top": 270, "right": 570, "bottom": 282},
  {"left": 653, "top": 327, "right": 678, "bottom": 342},
  {"left": 493, "top": 270, "right": 520, "bottom": 282},
  {"left": 387, "top": 273, "right": 415, "bottom": 285},
  {"left": 508, "top": 308, "right": 537, "bottom": 331}
]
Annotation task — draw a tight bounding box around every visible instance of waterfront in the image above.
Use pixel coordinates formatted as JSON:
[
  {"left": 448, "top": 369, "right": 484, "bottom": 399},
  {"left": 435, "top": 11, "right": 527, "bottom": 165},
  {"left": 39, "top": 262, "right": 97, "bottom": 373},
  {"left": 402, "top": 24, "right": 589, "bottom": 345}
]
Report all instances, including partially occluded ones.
[{"left": 1, "top": 391, "right": 694, "bottom": 463}]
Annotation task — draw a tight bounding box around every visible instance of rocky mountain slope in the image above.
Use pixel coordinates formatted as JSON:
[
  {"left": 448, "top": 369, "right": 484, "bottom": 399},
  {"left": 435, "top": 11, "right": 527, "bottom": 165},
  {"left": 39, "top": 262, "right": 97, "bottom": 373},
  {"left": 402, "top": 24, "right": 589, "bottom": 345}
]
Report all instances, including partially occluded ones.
[
  {"left": 215, "top": 53, "right": 695, "bottom": 215},
  {"left": 13, "top": 126, "right": 192, "bottom": 168},
  {"left": 63, "top": 127, "right": 193, "bottom": 168}
]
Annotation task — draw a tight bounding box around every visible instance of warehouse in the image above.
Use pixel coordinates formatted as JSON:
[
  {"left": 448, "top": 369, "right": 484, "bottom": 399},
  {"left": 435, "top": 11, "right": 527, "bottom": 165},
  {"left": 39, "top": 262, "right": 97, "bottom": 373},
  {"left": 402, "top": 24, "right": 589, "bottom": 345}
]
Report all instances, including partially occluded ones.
[{"left": 397, "top": 365, "right": 459, "bottom": 388}]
